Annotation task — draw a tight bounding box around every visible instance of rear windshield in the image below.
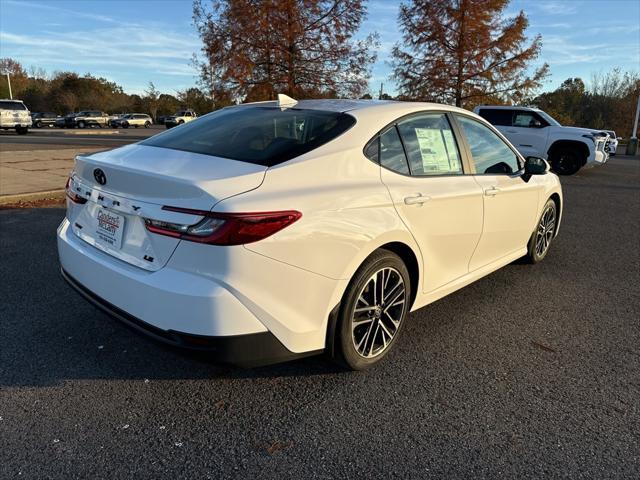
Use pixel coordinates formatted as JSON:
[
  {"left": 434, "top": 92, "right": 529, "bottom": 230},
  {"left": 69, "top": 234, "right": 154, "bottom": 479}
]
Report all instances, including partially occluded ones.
[
  {"left": 0, "top": 101, "right": 27, "bottom": 111},
  {"left": 143, "top": 107, "right": 356, "bottom": 167}
]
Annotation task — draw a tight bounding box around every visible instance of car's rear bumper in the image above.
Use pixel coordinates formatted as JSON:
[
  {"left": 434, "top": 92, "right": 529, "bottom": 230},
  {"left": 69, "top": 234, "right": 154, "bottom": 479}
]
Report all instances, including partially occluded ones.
[
  {"left": 60, "top": 267, "right": 311, "bottom": 366},
  {"left": 0, "top": 120, "right": 31, "bottom": 128},
  {"left": 57, "top": 217, "right": 336, "bottom": 362}
]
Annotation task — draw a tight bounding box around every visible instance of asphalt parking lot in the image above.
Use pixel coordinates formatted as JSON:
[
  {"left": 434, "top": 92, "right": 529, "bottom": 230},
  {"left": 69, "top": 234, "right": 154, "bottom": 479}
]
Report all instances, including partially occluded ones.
[{"left": 1, "top": 157, "right": 639, "bottom": 478}]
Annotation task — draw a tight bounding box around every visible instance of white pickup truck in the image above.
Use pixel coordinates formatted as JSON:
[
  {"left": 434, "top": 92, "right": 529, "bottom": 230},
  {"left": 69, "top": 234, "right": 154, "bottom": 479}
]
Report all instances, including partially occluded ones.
[
  {"left": 0, "top": 99, "right": 32, "bottom": 134},
  {"left": 474, "top": 105, "right": 609, "bottom": 175}
]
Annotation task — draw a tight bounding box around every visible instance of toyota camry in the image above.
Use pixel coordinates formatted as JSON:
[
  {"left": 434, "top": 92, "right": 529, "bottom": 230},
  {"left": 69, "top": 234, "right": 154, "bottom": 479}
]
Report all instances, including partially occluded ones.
[{"left": 58, "top": 96, "right": 562, "bottom": 370}]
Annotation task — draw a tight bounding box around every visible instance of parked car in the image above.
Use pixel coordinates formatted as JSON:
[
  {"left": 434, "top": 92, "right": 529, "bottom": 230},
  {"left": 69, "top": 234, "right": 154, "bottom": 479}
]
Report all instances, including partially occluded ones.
[
  {"left": 73, "top": 111, "right": 112, "bottom": 128},
  {"left": 474, "top": 105, "right": 609, "bottom": 175},
  {"left": 110, "top": 113, "right": 152, "bottom": 129},
  {"left": 59, "top": 98, "right": 562, "bottom": 369},
  {"left": 31, "top": 112, "right": 60, "bottom": 128},
  {"left": 56, "top": 113, "right": 78, "bottom": 128},
  {"left": 602, "top": 130, "right": 620, "bottom": 156},
  {"left": 0, "top": 99, "right": 32, "bottom": 134},
  {"left": 164, "top": 110, "right": 197, "bottom": 129}
]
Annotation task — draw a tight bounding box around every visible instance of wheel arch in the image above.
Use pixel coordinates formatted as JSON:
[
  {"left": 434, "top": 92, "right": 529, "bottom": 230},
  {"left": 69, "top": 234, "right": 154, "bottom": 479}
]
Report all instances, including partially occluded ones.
[
  {"left": 549, "top": 192, "right": 562, "bottom": 237},
  {"left": 324, "top": 240, "right": 421, "bottom": 358},
  {"left": 547, "top": 140, "right": 590, "bottom": 166},
  {"left": 377, "top": 241, "right": 420, "bottom": 309}
]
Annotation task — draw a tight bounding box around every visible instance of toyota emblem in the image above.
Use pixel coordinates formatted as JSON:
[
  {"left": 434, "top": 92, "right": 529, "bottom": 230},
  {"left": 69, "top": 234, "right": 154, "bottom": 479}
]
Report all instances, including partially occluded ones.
[{"left": 93, "top": 168, "right": 107, "bottom": 185}]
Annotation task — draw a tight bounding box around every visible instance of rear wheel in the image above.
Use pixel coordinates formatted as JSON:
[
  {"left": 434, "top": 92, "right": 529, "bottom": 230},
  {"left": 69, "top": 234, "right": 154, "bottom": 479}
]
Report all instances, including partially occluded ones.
[
  {"left": 331, "top": 250, "right": 411, "bottom": 370},
  {"left": 122, "top": 122, "right": 129, "bottom": 129},
  {"left": 549, "top": 147, "right": 582, "bottom": 175},
  {"left": 525, "top": 199, "right": 557, "bottom": 264},
  {"left": 77, "top": 120, "right": 86, "bottom": 129},
  {"left": 144, "top": 121, "right": 150, "bottom": 128},
  {"left": 16, "top": 126, "right": 29, "bottom": 135}
]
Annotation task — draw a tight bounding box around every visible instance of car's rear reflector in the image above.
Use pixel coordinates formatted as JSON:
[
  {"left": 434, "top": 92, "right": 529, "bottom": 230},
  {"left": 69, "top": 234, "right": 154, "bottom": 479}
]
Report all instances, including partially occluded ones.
[{"left": 144, "top": 206, "right": 301, "bottom": 246}]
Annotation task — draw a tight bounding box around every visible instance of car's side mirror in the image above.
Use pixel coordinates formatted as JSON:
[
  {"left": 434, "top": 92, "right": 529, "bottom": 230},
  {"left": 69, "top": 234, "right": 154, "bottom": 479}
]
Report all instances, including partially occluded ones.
[{"left": 524, "top": 156, "right": 549, "bottom": 175}]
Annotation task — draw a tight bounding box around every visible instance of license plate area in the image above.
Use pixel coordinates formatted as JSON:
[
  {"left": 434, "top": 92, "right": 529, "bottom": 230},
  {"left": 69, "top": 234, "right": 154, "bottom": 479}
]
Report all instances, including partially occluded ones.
[
  {"left": 95, "top": 208, "right": 125, "bottom": 249},
  {"left": 69, "top": 194, "right": 181, "bottom": 272}
]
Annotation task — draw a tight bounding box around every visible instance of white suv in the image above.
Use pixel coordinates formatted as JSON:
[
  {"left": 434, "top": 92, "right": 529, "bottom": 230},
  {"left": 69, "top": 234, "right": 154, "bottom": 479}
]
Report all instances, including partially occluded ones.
[
  {"left": 0, "top": 99, "right": 32, "bottom": 134},
  {"left": 475, "top": 106, "right": 608, "bottom": 175},
  {"left": 164, "top": 110, "right": 197, "bottom": 129}
]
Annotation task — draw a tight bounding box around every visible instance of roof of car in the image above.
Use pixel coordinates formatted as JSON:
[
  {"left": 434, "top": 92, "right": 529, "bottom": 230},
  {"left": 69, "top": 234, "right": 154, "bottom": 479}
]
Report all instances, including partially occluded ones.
[{"left": 237, "top": 98, "right": 473, "bottom": 117}]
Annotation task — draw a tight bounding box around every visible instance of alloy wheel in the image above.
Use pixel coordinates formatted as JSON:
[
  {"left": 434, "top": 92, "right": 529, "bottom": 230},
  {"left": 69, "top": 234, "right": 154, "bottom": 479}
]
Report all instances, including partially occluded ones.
[
  {"left": 535, "top": 204, "right": 556, "bottom": 257},
  {"left": 351, "top": 267, "right": 406, "bottom": 358}
]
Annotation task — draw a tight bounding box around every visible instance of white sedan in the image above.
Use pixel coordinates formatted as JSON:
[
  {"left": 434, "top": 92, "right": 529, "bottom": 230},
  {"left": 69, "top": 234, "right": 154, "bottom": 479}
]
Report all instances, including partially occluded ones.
[{"left": 58, "top": 97, "right": 562, "bottom": 370}]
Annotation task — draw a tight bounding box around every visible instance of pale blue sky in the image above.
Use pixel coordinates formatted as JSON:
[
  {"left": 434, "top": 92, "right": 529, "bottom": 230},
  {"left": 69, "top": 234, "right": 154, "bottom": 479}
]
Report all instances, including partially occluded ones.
[{"left": 1, "top": 0, "right": 638, "bottom": 96}]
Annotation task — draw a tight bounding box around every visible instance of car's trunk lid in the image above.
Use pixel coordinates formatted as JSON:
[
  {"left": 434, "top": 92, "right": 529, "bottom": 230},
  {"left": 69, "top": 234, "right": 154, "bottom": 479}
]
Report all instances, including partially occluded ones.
[{"left": 67, "top": 144, "right": 266, "bottom": 270}]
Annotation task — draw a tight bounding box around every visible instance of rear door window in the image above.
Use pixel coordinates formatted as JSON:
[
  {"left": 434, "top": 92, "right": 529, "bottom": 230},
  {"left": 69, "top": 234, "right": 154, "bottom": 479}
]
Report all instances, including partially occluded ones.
[
  {"left": 143, "top": 107, "right": 356, "bottom": 167},
  {"left": 397, "top": 113, "right": 462, "bottom": 176},
  {"left": 477, "top": 109, "right": 513, "bottom": 126}
]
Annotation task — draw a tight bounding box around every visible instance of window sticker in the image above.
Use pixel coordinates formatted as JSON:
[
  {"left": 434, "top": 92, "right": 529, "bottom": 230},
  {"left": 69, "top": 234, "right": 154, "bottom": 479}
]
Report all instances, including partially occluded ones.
[{"left": 415, "top": 127, "right": 461, "bottom": 173}]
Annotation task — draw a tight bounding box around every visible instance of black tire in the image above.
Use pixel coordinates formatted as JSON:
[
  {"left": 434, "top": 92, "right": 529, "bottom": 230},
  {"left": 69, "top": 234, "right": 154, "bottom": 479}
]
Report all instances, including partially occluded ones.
[
  {"left": 35, "top": 120, "right": 43, "bottom": 128},
  {"left": 331, "top": 249, "right": 411, "bottom": 370},
  {"left": 122, "top": 122, "right": 129, "bottom": 129},
  {"left": 77, "top": 121, "right": 85, "bottom": 129},
  {"left": 525, "top": 199, "right": 557, "bottom": 264},
  {"left": 178, "top": 120, "right": 184, "bottom": 125},
  {"left": 549, "top": 147, "right": 582, "bottom": 175},
  {"left": 144, "top": 121, "right": 150, "bottom": 128},
  {"left": 16, "top": 126, "right": 29, "bottom": 135}
]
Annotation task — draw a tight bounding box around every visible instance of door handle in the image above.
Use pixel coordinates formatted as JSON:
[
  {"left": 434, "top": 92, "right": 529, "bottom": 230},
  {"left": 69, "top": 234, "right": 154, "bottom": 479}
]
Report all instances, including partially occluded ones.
[
  {"left": 404, "top": 194, "right": 430, "bottom": 205},
  {"left": 506, "top": 130, "right": 518, "bottom": 133},
  {"left": 484, "top": 187, "right": 501, "bottom": 196}
]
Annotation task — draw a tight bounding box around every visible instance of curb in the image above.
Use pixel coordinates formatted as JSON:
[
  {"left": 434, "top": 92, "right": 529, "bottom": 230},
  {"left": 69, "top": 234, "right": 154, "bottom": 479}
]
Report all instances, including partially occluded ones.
[
  {"left": 29, "top": 129, "right": 121, "bottom": 135},
  {"left": 0, "top": 189, "right": 65, "bottom": 206},
  {"left": 63, "top": 130, "right": 121, "bottom": 135}
]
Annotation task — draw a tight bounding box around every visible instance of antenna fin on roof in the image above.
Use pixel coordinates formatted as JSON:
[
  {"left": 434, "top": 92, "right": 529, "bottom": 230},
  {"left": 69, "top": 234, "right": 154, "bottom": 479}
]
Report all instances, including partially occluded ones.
[{"left": 277, "top": 94, "right": 298, "bottom": 109}]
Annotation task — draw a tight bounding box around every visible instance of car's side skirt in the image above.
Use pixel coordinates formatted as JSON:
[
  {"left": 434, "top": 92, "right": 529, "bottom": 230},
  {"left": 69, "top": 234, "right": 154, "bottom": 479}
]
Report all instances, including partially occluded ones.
[{"left": 411, "top": 248, "right": 527, "bottom": 312}]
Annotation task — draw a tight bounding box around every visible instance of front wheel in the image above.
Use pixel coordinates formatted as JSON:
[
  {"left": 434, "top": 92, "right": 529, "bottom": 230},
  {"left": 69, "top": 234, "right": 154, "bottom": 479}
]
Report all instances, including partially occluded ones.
[
  {"left": 144, "top": 121, "right": 150, "bottom": 128},
  {"left": 525, "top": 199, "right": 557, "bottom": 264},
  {"left": 331, "top": 250, "right": 411, "bottom": 370},
  {"left": 77, "top": 121, "right": 85, "bottom": 129},
  {"left": 549, "top": 148, "right": 582, "bottom": 175},
  {"left": 35, "top": 121, "right": 43, "bottom": 128}
]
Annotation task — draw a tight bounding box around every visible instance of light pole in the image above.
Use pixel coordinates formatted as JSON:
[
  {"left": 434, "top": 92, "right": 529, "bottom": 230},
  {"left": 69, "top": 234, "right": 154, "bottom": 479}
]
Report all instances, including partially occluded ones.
[
  {"left": 626, "top": 94, "right": 640, "bottom": 156},
  {"left": 5, "top": 73, "right": 12, "bottom": 99}
]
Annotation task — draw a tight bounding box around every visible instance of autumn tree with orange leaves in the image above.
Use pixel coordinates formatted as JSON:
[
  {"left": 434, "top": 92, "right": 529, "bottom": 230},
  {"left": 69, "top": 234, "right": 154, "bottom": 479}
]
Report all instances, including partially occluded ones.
[
  {"left": 392, "top": 0, "right": 548, "bottom": 108},
  {"left": 193, "top": 0, "right": 379, "bottom": 102}
]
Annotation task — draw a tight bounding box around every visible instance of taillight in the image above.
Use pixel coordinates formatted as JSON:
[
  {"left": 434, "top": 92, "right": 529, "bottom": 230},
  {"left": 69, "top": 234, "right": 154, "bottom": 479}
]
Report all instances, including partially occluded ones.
[
  {"left": 65, "top": 177, "right": 87, "bottom": 204},
  {"left": 144, "top": 206, "right": 302, "bottom": 246}
]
